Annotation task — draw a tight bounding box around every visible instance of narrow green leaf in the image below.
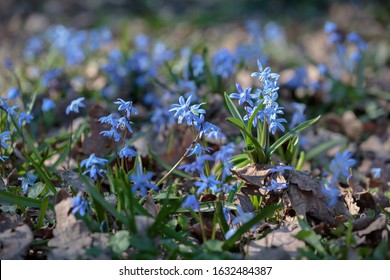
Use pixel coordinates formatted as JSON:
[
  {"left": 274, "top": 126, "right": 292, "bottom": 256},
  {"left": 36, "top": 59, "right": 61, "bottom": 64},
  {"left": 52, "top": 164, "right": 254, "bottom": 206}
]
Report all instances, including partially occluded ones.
[
  {"left": 268, "top": 115, "right": 321, "bottom": 158},
  {"left": 0, "top": 190, "right": 50, "bottom": 208},
  {"left": 224, "top": 93, "right": 243, "bottom": 122},
  {"left": 305, "top": 137, "right": 347, "bottom": 160},
  {"left": 36, "top": 196, "right": 50, "bottom": 229},
  {"left": 226, "top": 117, "right": 261, "bottom": 151},
  {"left": 83, "top": 176, "right": 129, "bottom": 227}
]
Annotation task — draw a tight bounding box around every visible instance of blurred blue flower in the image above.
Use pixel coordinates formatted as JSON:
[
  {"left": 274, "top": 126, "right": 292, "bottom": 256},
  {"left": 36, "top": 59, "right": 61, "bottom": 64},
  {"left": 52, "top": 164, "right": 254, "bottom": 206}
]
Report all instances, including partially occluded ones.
[
  {"left": 41, "top": 68, "right": 63, "bottom": 88},
  {"left": 268, "top": 165, "right": 294, "bottom": 174},
  {"left": 289, "top": 102, "right": 306, "bottom": 129},
  {"left": 264, "top": 179, "right": 288, "bottom": 193},
  {"left": 200, "top": 122, "right": 226, "bottom": 141},
  {"left": 178, "top": 154, "right": 214, "bottom": 174},
  {"left": 24, "top": 36, "right": 44, "bottom": 61},
  {"left": 151, "top": 106, "right": 175, "bottom": 133},
  {"left": 182, "top": 195, "right": 200, "bottom": 211},
  {"left": 191, "top": 54, "right": 205, "bottom": 77},
  {"left": 100, "top": 127, "right": 122, "bottom": 142},
  {"left": 212, "top": 48, "right": 236, "bottom": 79},
  {"left": 329, "top": 150, "right": 356, "bottom": 183},
  {"left": 81, "top": 153, "right": 107, "bottom": 180},
  {"left": 18, "top": 112, "right": 34, "bottom": 127},
  {"left": 195, "top": 173, "right": 222, "bottom": 194},
  {"left": 134, "top": 33, "right": 150, "bottom": 50},
  {"left": 71, "top": 194, "right": 88, "bottom": 216},
  {"left": 7, "top": 88, "right": 20, "bottom": 100},
  {"left": 66, "top": 97, "right": 85, "bottom": 115},
  {"left": 0, "top": 131, "right": 11, "bottom": 149},
  {"left": 321, "top": 182, "right": 340, "bottom": 207},
  {"left": 324, "top": 21, "right": 337, "bottom": 33},
  {"left": 119, "top": 146, "right": 137, "bottom": 159},
  {"left": 18, "top": 172, "right": 37, "bottom": 193},
  {"left": 371, "top": 168, "right": 381, "bottom": 179},
  {"left": 225, "top": 228, "right": 238, "bottom": 239},
  {"left": 187, "top": 143, "right": 213, "bottom": 157},
  {"left": 99, "top": 113, "right": 119, "bottom": 127},
  {"left": 89, "top": 27, "right": 112, "bottom": 51},
  {"left": 129, "top": 167, "right": 158, "bottom": 197},
  {"left": 3, "top": 58, "right": 13, "bottom": 70},
  {"left": 232, "top": 205, "right": 254, "bottom": 226},
  {"left": 114, "top": 98, "right": 138, "bottom": 119},
  {"left": 41, "top": 98, "right": 56, "bottom": 112}
]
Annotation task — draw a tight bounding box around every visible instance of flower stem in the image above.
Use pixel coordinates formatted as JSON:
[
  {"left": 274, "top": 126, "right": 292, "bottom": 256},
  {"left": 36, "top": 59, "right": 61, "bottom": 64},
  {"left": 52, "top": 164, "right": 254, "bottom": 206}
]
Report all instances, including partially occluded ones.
[{"left": 155, "top": 133, "right": 200, "bottom": 187}]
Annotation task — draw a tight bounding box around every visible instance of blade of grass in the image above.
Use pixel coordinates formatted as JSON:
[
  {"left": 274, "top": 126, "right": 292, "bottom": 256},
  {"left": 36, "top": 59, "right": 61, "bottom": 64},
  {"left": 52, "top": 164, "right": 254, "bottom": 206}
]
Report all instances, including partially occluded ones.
[{"left": 0, "top": 190, "right": 52, "bottom": 208}]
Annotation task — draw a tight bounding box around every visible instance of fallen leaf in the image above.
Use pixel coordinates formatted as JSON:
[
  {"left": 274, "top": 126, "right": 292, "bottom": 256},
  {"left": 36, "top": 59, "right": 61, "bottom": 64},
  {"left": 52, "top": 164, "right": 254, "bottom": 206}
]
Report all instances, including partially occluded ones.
[
  {"left": 143, "top": 195, "right": 160, "bottom": 217},
  {"left": 48, "top": 198, "right": 110, "bottom": 259},
  {"left": 236, "top": 193, "right": 255, "bottom": 212},
  {"left": 135, "top": 216, "right": 155, "bottom": 236},
  {"left": 0, "top": 212, "right": 23, "bottom": 233},
  {"left": 247, "top": 221, "right": 305, "bottom": 259},
  {"left": 0, "top": 224, "right": 33, "bottom": 259},
  {"left": 357, "top": 214, "right": 387, "bottom": 236},
  {"left": 233, "top": 164, "right": 351, "bottom": 223},
  {"left": 342, "top": 110, "right": 363, "bottom": 141},
  {"left": 57, "top": 170, "right": 92, "bottom": 193}
]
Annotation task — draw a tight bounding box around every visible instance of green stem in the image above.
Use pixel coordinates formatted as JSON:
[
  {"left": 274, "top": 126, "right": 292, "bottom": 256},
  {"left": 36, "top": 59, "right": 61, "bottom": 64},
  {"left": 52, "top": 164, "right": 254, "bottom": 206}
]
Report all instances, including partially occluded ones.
[{"left": 155, "top": 133, "right": 200, "bottom": 187}]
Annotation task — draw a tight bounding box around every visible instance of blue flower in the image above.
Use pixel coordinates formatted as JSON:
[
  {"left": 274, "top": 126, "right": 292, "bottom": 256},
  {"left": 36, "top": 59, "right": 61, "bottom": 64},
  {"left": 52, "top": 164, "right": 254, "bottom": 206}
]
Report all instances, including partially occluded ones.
[
  {"left": 289, "top": 102, "right": 306, "bottom": 129},
  {"left": 321, "top": 182, "right": 340, "bottom": 207},
  {"left": 81, "top": 153, "right": 107, "bottom": 180},
  {"left": 134, "top": 33, "right": 150, "bottom": 50},
  {"left": 116, "top": 117, "right": 133, "bottom": 133},
  {"left": 129, "top": 167, "right": 159, "bottom": 197},
  {"left": 191, "top": 54, "right": 205, "bottom": 77},
  {"left": 71, "top": 194, "right": 88, "bottom": 216},
  {"left": 114, "top": 98, "right": 138, "bottom": 119},
  {"left": 264, "top": 179, "right": 288, "bottom": 193},
  {"left": 24, "top": 36, "right": 43, "bottom": 61},
  {"left": 41, "top": 98, "right": 56, "bottom": 112},
  {"left": 182, "top": 195, "right": 200, "bottom": 211},
  {"left": 212, "top": 48, "right": 236, "bottom": 79},
  {"left": 119, "top": 146, "right": 137, "bottom": 159},
  {"left": 3, "top": 58, "right": 13, "bottom": 70},
  {"left": 251, "top": 60, "right": 279, "bottom": 81},
  {"left": 229, "top": 83, "right": 260, "bottom": 107},
  {"left": 18, "top": 112, "right": 34, "bottom": 127},
  {"left": 18, "top": 172, "right": 37, "bottom": 193},
  {"left": 186, "top": 143, "right": 213, "bottom": 157},
  {"left": 225, "top": 228, "right": 238, "bottom": 239},
  {"left": 268, "top": 165, "right": 294, "bottom": 174},
  {"left": 99, "top": 113, "right": 119, "bottom": 127},
  {"left": 0, "top": 131, "right": 11, "bottom": 149},
  {"left": 151, "top": 106, "right": 175, "bottom": 133},
  {"left": 100, "top": 127, "right": 122, "bottom": 142},
  {"left": 194, "top": 173, "right": 222, "bottom": 194},
  {"left": 88, "top": 27, "right": 112, "bottom": 51},
  {"left": 371, "top": 168, "right": 381, "bottom": 179},
  {"left": 200, "top": 122, "right": 226, "bottom": 141},
  {"left": 324, "top": 21, "right": 337, "bottom": 33},
  {"left": 178, "top": 154, "right": 214, "bottom": 174},
  {"left": 169, "top": 95, "right": 205, "bottom": 126},
  {"left": 7, "top": 88, "right": 20, "bottom": 100},
  {"left": 40, "top": 68, "right": 63, "bottom": 88},
  {"left": 66, "top": 97, "right": 85, "bottom": 115},
  {"left": 232, "top": 205, "right": 254, "bottom": 226},
  {"left": 329, "top": 150, "right": 356, "bottom": 183}
]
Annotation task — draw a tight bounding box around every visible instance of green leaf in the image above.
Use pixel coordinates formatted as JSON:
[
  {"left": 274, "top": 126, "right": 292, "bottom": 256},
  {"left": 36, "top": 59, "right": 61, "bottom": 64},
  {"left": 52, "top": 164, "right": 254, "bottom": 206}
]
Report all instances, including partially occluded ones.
[
  {"left": 109, "top": 230, "right": 131, "bottom": 254},
  {"left": 27, "top": 182, "right": 46, "bottom": 199},
  {"left": 305, "top": 137, "right": 347, "bottom": 160},
  {"left": 83, "top": 176, "right": 129, "bottom": 227},
  {"left": 224, "top": 92, "right": 243, "bottom": 123},
  {"left": 36, "top": 196, "right": 50, "bottom": 229},
  {"left": 0, "top": 190, "right": 52, "bottom": 208},
  {"left": 268, "top": 115, "right": 321, "bottom": 158},
  {"left": 296, "top": 219, "right": 327, "bottom": 256},
  {"left": 223, "top": 203, "right": 281, "bottom": 249},
  {"left": 227, "top": 117, "right": 267, "bottom": 163}
]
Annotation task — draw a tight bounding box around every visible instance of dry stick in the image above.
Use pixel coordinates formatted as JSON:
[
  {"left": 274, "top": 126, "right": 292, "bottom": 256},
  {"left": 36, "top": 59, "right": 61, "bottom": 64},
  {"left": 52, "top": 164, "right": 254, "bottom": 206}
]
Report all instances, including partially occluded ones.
[{"left": 155, "top": 133, "right": 200, "bottom": 187}]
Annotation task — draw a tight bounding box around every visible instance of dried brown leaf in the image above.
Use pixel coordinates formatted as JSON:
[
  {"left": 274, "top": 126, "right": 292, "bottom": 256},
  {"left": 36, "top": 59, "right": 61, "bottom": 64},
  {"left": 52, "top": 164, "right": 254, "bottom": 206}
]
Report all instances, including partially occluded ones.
[
  {"left": 236, "top": 193, "right": 255, "bottom": 212},
  {"left": 342, "top": 110, "right": 363, "bottom": 141},
  {"left": 231, "top": 164, "right": 274, "bottom": 187},
  {"left": 143, "top": 195, "right": 159, "bottom": 217},
  {"left": 57, "top": 169, "right": 91, "bottom": 193},
  {"left": 357, "top": 214, "right": 387, "bottom": 236},
  {"left": 248, "top": 221, "right": 305, "bottom": 260},
  {"left": 48, "top": 198, "right": 110, "bottom": 259},
  {"left": 0, "top": 224, "right": 33, "bottom": 259}
]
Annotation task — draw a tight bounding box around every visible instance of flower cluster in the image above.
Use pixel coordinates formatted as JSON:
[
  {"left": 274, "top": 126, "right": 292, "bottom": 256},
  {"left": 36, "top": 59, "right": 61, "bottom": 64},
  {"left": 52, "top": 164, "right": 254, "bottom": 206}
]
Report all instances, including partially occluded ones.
[
  {"left": 99, "top": 98, "right": 137, "bottom": 159},
  {"left": 231, "top": 60, "right": 287, "bottom": 134},
  {"left": 80, "top": 153, "right": 108, "bottom": 180},
  {"left": 324, "top": 21, "right": 367, "bottom": 74}
]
